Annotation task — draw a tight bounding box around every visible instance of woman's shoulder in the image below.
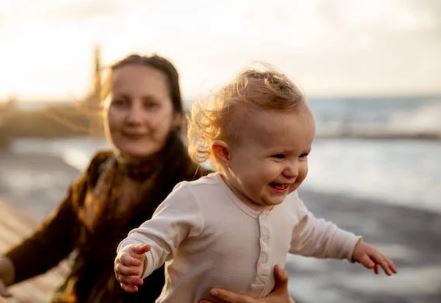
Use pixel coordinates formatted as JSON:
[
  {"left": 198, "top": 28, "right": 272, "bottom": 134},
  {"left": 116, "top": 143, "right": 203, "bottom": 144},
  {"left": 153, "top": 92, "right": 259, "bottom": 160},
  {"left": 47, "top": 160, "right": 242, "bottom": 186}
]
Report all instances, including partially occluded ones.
[
  {"left": 87, "top": 150, "right": 113, "bottom": 168},
  {"left": 85, "top": 150, "right": 114, "bottom": 181}
]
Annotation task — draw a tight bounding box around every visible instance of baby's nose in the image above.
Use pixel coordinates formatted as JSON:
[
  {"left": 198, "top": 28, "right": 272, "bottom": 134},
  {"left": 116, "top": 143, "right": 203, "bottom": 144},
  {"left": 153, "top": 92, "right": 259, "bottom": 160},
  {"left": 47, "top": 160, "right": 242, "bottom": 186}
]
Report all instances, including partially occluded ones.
[{"left": 283, "top": 161, "right": 298, "bottom": 178}]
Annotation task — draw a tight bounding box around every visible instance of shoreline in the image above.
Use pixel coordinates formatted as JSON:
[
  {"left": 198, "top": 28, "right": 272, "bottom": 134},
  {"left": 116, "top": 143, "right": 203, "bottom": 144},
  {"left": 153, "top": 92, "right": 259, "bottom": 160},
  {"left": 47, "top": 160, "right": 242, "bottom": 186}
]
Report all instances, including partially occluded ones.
[
  {"left": 1, "top": 149, "right": 440, "bottom": 302},
  {"left": 0, "top": 149, "right": 80, "bottom": 219}
]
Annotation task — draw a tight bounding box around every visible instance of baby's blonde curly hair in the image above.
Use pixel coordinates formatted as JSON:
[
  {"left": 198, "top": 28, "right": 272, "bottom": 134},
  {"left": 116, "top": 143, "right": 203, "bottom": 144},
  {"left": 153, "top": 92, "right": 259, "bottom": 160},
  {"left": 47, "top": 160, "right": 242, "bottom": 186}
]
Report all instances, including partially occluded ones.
[{"left": 187, "top": 67, "right": 304, "bottom": 169}]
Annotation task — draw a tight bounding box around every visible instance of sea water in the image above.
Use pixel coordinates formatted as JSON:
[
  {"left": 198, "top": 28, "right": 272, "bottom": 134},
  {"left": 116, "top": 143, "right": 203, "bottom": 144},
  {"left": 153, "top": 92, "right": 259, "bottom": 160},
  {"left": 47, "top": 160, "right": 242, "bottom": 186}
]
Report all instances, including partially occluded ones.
[
  {"left": 5, "top": 95, "right": 441, "bottom": 214},
  {"left": 304, "top": 138, "right": 441, "bottom": 213}
]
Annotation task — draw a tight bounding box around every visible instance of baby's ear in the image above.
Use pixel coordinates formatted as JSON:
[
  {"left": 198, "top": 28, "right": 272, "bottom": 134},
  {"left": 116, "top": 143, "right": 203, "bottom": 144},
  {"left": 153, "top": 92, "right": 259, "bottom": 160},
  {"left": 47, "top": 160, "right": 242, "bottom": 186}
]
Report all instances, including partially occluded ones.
[{"left": 211, "top": 140, "right": 231, "bottom": 169}]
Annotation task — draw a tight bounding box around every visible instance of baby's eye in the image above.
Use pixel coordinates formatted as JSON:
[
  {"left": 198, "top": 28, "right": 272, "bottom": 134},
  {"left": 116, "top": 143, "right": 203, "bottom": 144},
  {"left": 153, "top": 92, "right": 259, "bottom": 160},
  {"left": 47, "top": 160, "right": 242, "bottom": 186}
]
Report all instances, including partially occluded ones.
[
  {"left": 271, "top": 153, "right": 286, "bottom": 159},
  {"left": 299, "top": 152, "right": 310, "bottom": 159}
]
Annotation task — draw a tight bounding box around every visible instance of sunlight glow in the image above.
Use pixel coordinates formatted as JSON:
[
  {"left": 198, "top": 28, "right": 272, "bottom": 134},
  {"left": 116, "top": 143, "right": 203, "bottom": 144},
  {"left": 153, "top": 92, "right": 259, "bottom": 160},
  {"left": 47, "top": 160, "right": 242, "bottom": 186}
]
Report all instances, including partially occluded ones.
[{"left": 0, "top": 0, "right": 440, "bottom": 101}]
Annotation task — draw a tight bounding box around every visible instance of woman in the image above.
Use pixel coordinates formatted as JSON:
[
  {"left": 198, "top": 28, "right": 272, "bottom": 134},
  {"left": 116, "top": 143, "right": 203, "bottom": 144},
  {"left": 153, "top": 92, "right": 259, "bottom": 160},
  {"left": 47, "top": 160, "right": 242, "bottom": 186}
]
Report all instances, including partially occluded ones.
[{"left": 0, "top": 54, "right": 294, "bottom": 303}]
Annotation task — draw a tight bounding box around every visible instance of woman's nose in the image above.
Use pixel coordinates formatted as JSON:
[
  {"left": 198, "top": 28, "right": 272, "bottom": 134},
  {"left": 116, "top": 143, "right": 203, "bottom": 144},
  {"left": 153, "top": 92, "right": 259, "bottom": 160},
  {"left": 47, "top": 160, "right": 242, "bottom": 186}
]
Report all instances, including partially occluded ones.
[{"left": 126, "top": 105, "right": 142, "bottom": 124}]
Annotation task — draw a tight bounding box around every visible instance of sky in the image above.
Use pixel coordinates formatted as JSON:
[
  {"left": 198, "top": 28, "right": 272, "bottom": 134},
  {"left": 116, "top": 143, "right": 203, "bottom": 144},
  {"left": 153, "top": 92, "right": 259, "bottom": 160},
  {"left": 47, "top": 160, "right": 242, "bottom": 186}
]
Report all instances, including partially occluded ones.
[{"left": 0, "top": 0, "right": 440, "bottom": 102}]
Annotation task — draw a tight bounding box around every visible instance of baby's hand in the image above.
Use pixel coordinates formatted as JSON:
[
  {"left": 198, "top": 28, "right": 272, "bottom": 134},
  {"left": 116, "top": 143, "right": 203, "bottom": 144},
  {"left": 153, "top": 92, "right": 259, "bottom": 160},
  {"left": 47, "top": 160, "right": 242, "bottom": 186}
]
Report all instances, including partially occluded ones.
[
  {"left": 352, "top": 239, "right": 397, "bottom": 276},
  {"left": 114, "top": 243, "right": 150, "bottom": 292}
]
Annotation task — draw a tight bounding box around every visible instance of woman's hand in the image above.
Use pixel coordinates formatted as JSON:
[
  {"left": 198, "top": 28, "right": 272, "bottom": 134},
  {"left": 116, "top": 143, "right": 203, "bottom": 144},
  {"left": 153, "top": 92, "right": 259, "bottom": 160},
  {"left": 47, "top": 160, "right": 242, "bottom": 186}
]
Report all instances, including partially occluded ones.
[
  {"left": 199, "top": 265, "right": 295, "bottom": 303},
  {"left": 0, "top": 280, "right": 12, "bottom": 298},
  {"left": 0, "top": 257, "right": 14, "bottom": 298}
]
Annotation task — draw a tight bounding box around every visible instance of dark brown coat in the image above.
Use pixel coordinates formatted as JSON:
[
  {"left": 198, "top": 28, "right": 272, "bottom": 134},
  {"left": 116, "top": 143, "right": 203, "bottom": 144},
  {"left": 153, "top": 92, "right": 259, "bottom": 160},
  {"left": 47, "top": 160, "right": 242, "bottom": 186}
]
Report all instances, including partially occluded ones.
[{"left": 6, "top": 136, "right": 206, "bottom": 302}]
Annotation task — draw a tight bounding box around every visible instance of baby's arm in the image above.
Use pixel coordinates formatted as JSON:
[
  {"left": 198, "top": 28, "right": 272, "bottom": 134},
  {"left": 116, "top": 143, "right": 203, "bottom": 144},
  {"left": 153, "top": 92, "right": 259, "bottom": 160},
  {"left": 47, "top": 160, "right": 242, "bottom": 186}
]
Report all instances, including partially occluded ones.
[
  {"left": 289, "top": 193, "right": 398, "bottom": 275},
  {"left": 115, "top": 183, "right": 203, "bottom": 292},
  {"left": 114, "top": 243, "right": 150, "bottom": 293},
  {"left": 352, "top": 239, "right": 397, "bottom": 276},
  {"left": 288, "top": 194, "right": 359, "bottom": 260}
]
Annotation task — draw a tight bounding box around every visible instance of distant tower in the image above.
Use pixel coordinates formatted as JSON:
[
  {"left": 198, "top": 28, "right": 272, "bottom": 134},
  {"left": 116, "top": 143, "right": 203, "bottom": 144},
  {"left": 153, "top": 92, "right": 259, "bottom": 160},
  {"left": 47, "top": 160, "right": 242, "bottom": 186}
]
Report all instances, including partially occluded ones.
[
  {"left": 86, "top": 45, "right": 103, "bottom": 136},
  {"left": 92, "top": 46, "right": 102, "bottom": 106},
  {"left": 0, "top": 95, "right": 16, "bottom": 125}
]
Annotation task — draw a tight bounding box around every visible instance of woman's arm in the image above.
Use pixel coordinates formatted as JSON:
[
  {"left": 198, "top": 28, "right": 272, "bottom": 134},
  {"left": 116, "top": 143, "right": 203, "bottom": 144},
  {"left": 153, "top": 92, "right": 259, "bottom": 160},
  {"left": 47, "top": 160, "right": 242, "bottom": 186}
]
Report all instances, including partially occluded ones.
[
  {"left": 199, "top": 265, "right": 295, "bottom": 303},
  {"left": 3, "top": 175, "right": 87, "bottom": 284}
]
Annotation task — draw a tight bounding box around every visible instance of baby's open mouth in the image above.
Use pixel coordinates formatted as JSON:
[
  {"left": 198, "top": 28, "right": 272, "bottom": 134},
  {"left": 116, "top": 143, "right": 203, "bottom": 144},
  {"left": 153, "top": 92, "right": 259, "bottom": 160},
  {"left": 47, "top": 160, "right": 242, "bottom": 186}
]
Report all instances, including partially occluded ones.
[{"left": 269, "top": 182, "right": 289, "bottom": 191}]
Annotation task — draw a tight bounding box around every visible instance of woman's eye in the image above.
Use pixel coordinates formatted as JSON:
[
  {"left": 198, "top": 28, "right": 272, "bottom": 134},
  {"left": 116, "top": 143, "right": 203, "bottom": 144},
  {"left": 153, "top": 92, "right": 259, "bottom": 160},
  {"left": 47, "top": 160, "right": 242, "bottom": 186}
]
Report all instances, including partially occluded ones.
[
  {"left": 143, "top": 100, "right": 160, "bottom": 110},
  {"left": 111, "top": 99, "right": 127, "bottom": 107}
]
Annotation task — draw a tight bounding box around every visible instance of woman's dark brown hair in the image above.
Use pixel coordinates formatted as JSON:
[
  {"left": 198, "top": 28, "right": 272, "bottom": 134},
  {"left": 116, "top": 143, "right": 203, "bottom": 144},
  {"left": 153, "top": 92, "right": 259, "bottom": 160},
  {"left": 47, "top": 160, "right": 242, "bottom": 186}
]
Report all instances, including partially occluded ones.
[{"left": 103, "top": 54, "right": 184, "bottom": 114}]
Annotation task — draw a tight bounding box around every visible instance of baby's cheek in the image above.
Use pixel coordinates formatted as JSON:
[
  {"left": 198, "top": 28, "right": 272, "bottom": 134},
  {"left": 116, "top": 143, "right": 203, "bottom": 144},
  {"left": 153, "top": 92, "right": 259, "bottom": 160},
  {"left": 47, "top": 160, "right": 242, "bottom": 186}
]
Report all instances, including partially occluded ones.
[
  {"left": 289, "top": 183, "right": 299, "bottom": 193},
  {"left": 292, "top": 173, "right": 307, "bottom": 190},
  {"left": 299, "top": 166, "right": 309, "bottom": 182}
]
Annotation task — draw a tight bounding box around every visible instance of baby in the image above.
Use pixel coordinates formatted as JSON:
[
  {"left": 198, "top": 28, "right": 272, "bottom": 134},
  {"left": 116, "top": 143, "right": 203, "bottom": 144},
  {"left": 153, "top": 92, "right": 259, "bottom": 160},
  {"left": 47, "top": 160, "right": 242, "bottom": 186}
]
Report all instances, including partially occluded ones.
[{"left": 115, "top": 68, "right": 397, "bottom": 302}]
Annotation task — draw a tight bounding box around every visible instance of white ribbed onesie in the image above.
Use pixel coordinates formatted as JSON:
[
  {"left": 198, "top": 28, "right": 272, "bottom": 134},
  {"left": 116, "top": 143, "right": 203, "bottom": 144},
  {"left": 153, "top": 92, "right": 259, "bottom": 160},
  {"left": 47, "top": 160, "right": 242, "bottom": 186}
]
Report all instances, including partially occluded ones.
[{"left": 118, "top": 173, "right": 360, "bottom": 302}]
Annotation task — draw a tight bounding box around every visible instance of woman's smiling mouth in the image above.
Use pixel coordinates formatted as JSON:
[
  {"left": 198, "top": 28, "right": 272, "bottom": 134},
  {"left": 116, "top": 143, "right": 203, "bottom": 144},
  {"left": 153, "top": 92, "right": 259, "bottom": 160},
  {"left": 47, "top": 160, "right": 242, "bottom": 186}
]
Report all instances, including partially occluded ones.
[{"left": 122, "top": 132, "right": 147, "bottom": 138}]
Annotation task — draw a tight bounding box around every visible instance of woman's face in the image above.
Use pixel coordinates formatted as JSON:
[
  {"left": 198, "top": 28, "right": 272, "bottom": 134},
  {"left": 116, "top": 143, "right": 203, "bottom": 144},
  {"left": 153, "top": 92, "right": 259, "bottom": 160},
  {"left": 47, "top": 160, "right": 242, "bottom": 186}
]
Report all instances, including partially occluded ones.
[{"left": 105, "top": 64, "right": 181, "bottom": 159}]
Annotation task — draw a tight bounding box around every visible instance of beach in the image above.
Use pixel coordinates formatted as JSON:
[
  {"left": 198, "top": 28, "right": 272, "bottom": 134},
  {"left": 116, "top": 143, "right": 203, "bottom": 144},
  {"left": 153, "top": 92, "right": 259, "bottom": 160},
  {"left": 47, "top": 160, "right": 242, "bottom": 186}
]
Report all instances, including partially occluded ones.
[
  {"left": 0, "top": 150, "right": 75, "bottom": 302},
  {"left": 0, "top": 147, "right": 440, "bottom": 303},
  {"left": 290, "top": 190, "right": 441, "bottom": 303}
]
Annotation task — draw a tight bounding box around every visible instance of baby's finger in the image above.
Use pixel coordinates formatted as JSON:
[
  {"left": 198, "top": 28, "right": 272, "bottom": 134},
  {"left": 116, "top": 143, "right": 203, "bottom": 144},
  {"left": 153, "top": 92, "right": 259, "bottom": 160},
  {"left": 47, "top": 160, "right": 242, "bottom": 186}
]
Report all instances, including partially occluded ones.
[
  {"left": 388, "top": 259, "right": 398, "bottom": 274},
  {"left": 120, "top": 282, "right": 139, "bottom": 293},
  {"left": 118, "top": 274, "right": 144, "bottom": 287},
  {"left": 382, "top": 258, "right": 398, "bottom": 276},
  {"left": 132, "top": 243, "right": 151, "bottom": 255},
  {"left": 372, "top": 254, "right": 397, "bottom": 276},
  {"left": 115, "top": 263, "right": 142, "bottom": 277},
  {"left": 359, "top": 254, "right": 375, "bottom": 270},
  {"left": 119, "top": 253, "right": 142, "bottom": 267}
]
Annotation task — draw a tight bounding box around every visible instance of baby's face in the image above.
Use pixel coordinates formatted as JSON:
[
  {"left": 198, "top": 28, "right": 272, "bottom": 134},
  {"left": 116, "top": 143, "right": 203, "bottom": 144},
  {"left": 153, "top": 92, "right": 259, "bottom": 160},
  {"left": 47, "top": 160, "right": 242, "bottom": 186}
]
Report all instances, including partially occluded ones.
[{"left": 224, "top": 104, "right": 315, "bottom": 209}]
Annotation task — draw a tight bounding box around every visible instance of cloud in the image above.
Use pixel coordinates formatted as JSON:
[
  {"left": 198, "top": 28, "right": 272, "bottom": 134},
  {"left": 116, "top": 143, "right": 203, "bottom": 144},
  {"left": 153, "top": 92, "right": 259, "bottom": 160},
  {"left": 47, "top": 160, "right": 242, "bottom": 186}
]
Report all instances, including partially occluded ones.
[
  {"left": 1, "top": 0, "right": 440, "bottom": 99},
  {"left": 44, "top": 0, "right": 123, "bottom": 21},
  {"left": 316, "top": 0, "right": 441, "bottom": 33}
]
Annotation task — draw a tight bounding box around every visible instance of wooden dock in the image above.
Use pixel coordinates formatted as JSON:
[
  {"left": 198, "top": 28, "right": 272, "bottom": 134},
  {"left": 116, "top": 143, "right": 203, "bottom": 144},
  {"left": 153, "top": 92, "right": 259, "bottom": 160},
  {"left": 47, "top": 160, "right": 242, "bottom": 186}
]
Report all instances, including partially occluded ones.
[{"left": 0, "top": 198, "right": 68, "bottom": 302}]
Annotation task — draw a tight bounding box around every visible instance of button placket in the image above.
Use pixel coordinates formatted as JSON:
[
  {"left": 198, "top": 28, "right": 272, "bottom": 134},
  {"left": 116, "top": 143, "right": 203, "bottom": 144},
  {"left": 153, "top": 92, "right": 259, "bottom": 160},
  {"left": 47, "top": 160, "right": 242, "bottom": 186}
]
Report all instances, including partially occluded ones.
[{"left": 251, "top": 211, "right": 272, "bottom": 293}]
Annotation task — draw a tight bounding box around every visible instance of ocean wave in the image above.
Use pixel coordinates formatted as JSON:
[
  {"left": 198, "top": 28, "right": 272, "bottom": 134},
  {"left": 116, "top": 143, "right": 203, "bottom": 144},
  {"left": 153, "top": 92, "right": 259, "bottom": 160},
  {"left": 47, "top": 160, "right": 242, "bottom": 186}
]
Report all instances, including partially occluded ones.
[{"left": 310, "top": 96, "right": 441, "bottom": 139}]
